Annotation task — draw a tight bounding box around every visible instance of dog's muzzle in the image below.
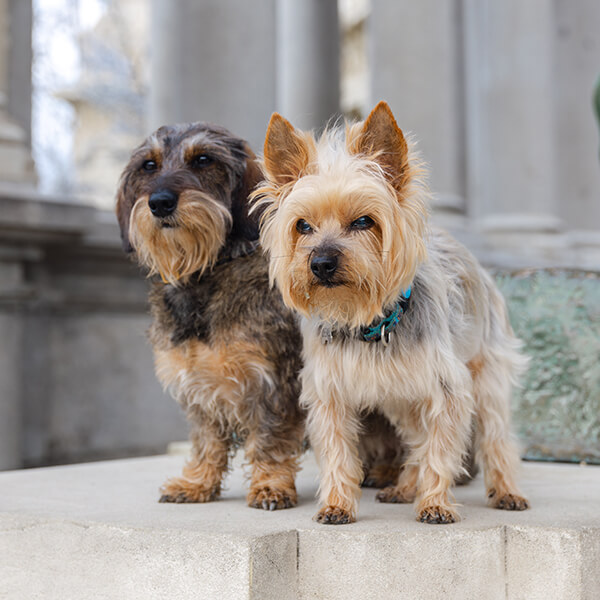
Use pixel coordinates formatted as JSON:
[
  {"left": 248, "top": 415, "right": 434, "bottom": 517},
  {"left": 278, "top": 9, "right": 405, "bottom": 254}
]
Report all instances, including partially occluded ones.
[
  {"left": 311, "top": 251, "right": 340, "bottom": 285},
  {"left": 148, "top": 190, "right": 178, "bottom": 218}
]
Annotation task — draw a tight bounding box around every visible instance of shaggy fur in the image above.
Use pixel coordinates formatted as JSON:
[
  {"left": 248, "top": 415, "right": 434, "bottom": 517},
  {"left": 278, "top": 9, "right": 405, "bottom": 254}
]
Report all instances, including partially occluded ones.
[
  {"left": 116, "top": 122, "right": 306, "bottom": 509},
  {"left": 255, "top": 101, "right": 529, "bottom": 524}
]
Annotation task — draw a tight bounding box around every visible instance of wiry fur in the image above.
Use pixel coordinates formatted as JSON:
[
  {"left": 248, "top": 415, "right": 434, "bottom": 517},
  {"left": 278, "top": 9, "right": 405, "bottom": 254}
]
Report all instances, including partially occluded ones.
[
  {"left": 255, "top": 121, "right": 428, "bottom": 328},
  {"left": 256, "top": 102, "right": 529, "bottom": 524},
  {"left": 130, "top": 190, "right": 232, "bottom": 285},
  {"left": 116, "top": 122, "right": 305, "bottom": 510}
]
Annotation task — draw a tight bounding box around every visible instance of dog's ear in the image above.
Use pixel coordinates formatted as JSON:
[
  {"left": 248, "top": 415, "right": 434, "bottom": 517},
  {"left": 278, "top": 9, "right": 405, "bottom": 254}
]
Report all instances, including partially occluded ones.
[
  {"left": 352, "top": 101, "right": 409, "bottom": 191},
  {"left": 230, "top": 145, "right": 263, "bottom": 241},
  {"left": 263, "top": 113, "right": 311, "bottom": 186},
  {"left": 115, "top": 169, "right": 135, "bottom": 254}
]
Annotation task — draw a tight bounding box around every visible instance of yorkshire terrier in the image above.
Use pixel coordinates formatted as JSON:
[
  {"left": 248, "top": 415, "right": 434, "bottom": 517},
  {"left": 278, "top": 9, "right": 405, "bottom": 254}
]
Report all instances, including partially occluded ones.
[
  {"left": 116, "top": 122, "right": 306, "bottom": 510},
  {"left": 254, "top": 101, "right": 529, "bottom": 524}
]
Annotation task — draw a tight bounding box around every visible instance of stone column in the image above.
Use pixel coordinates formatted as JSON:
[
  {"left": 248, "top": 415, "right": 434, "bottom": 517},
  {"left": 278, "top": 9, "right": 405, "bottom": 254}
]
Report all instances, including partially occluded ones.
[
  {"left": 463, "top": 0, "right": 563, "bottom": 257},
  {"left": 369, "top": 0, "right": 466, "bottom": 226},
  {"left": 149, "top": 0, "right": 277, "bottom": 152},
  {"left": 0, "top": 225, "right": 26, "bottom": 470},
  {"left": 0, "top": 0, "right": 35, "bottom": 185},
  {"left": 0, "top": 0, "right": 34, "bottom": 469},
  {"left": 276, "top": 0, "right": 340, "bottom": 130},
  {"left": 553, "top": 0, "right": 600, "bottom": 268},
  {"left": 0, "top": 298, "right": 22, "bottom": 470}
]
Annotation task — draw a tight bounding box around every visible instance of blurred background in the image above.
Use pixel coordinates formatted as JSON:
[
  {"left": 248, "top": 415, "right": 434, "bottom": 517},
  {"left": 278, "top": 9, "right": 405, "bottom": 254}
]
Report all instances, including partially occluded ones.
[{"left": 0, "top": 0, "right": 599, "bottom": 471}]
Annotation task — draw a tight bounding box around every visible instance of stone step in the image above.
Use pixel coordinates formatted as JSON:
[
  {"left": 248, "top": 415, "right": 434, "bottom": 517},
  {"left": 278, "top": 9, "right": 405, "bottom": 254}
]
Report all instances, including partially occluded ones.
[{"left": 1, "top": 453, "right": 599, "bottom": 599}]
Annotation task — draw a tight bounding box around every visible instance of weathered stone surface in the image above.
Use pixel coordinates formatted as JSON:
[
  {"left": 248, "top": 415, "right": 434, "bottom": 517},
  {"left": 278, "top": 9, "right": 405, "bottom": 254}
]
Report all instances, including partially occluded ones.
[
  {"left": 149, "top": 0, "right": 277, "bottom": 152},
  {"left": 0, "top": 191, "right": 186, "bottom": 469},
  {"left": 0, "top": 0, "right": 36, "bottom": 184},
  {"left": 595, "top": 75, "right": 600, "bottom": 153},
  {"left": 298, "top": 526, "right": 506, "bottom": 600},
  {"left": 496, "top": 269, "right": 600, "bottom": 464},
  {"left": 277, "top": 0, "right": 340, "bottom": 130},
  {"left": 370, "top": 0, "right": 465, "bottom": 214},
  {"left": 506, "top": 526, "right": 600, "bottom": 600},
  {"left": 1, "top": 453, "right": 600, "bottom": 599}
]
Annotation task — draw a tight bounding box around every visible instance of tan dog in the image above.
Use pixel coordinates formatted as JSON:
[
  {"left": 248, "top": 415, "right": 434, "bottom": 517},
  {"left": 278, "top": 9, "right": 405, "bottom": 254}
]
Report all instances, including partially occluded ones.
[{"left": 254, "top": 102, "right": 529, "bottom": 524}]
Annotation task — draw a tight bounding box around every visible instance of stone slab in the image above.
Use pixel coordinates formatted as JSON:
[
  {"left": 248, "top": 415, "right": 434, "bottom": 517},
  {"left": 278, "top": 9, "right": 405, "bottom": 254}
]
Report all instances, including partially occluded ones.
[
  {"left": 1, "top": 454, "right": 600, "bottom": 599},
  {"left": 496, "top": 269, "right": 600, "bottom": 464}
]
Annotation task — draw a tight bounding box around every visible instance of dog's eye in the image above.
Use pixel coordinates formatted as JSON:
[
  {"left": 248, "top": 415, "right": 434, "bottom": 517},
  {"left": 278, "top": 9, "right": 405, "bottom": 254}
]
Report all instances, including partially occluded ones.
[
  {"left": 296, "top": 219, "right": 313, "bottom": 234},
  {"left": 350, "top": 216, "right": 374, "bottom": 230},
  {"left": 142, "top": 160, "right": 157, "bottom": 172},
  {"left": 191, "top": 154, "right": 214, "bottom": 168}
]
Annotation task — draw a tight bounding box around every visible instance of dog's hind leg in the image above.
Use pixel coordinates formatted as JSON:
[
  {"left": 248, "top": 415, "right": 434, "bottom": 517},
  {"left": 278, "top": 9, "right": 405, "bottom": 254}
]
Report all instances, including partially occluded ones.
[
  {"left": 359, "top": 411, "right": 404, "bottom": 489},
  {"left": 376, "top": 462, "right": 418, "bottom": 503},
  {"left": 454, "top": 418, "right": 479, "bottom": 485},
  {"left": 469, "top": 348, "right": 529, "bottom": 511}
]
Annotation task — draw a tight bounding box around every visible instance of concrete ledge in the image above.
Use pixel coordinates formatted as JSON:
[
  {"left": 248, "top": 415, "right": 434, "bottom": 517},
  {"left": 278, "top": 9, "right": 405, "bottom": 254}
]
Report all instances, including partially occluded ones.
[{"left": 1, "top": 454, "right": 599, "bottom": 599}]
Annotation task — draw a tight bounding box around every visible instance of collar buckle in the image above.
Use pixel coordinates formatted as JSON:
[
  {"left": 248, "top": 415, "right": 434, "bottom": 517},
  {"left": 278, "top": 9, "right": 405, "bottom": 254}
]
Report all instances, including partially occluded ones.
[{"left": 381, "top": 323, "right": 391, "bottom": 347}]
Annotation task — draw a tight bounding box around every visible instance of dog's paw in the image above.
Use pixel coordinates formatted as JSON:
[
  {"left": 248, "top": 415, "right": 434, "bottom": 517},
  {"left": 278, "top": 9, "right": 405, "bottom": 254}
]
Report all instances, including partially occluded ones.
[
  {"left": 362, "top": 464, "right": 400, "bottom": 489},
  {"left": 247, "top": 486, "right": 297, "bottom": 511},
  {"left": 488, "top": 490, "right": 529, "bottom": 511},
  {"left": 159, "top": 477, "right": 220, "bottom": 503},
  {"left": 376, "top": 485, "right": 415, "bottom": 503},
  {"left": 314, "top": 505, "right": 355, "bottom": 525},
  {"left": 417, "top": 505, "right": 458, "bottom": 524}
]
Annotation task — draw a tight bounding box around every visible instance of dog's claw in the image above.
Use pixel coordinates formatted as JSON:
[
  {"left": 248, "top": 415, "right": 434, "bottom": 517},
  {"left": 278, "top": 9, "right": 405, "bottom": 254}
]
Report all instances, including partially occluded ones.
[
  {"left": 489, "top": 492, "right": 529, "bottom": 511},
  {"left": 417, "top": 506, "right": 457, "bottom": 524},
  {"left": 248, "top": 487, "right": 297, "bottom": 511},
  {"left": 314, "top": 506, "right": 355, "bottom": 525}
]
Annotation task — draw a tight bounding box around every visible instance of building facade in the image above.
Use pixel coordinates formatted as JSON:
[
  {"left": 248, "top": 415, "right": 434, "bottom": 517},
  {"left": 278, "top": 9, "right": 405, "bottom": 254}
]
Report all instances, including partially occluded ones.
[{"left": 0, "top": 0, "right": 598, "bottom": 469}]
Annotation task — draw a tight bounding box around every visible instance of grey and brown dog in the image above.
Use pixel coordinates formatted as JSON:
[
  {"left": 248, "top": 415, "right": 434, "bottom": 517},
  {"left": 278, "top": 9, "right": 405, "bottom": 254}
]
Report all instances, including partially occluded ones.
[{"left": 116, "top": 122, "right": 306, "bottom": 509}]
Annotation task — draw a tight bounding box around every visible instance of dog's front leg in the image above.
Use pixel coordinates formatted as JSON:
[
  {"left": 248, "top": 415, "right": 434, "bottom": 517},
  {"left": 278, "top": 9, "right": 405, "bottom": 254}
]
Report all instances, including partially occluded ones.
[
  {"left": 305, "top": 386, "right": 363, "bottom": 524},
  {"left": 159, "top": 406, "right": 229, "bottom": 503},
  {"left": 410, "top": 378, "right": 474, "bottom": 524},
  {"left": 244, "top": 403, "right": 304, "bottom": 511}
]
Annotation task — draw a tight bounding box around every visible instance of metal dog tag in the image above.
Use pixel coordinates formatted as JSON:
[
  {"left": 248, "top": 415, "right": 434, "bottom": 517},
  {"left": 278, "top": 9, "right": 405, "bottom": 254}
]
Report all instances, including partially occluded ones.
[{"left": 321, "top": 325, "right": 333, "bottom": 345}]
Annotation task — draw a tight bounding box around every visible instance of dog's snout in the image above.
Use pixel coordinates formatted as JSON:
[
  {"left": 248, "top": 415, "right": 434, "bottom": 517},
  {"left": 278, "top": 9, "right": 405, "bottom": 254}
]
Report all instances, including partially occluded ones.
[
  {"left": 148, "top": 190, "right": 178, "bottom": 218},
  {"left": 311, "top": 253, "right": 339, "bottom": 282}
]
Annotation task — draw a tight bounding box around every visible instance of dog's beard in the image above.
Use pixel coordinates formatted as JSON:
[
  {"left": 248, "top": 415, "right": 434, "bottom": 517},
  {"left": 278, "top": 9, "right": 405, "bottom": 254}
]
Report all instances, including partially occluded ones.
[
  {"left": 275, "top": 247, "right": 393, "bottom": 329},
  {"left": 266, "top": 217, "right": 423, "bottom": 328},
  {"left": 259, "top": 159, "right": 427, "bottom": 328},
  {"left": 129, "top": 190, "right": 232, "bottom": 285}
]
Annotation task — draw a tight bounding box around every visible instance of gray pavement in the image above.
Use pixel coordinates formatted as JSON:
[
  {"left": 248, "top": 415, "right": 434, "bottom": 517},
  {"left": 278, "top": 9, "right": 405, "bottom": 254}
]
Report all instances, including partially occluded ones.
[{"left": 1, "top": 452, "right": 599, "bottom": 599}]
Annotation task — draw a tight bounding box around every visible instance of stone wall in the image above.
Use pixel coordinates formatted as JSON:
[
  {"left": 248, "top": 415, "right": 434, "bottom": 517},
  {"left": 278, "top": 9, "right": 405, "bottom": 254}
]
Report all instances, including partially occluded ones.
[
  {"left": 497, "top": 270, "right": 600, "bottom": 464},
  {"left": 0, "top": 189, "right": 186, "bottom": 469},
  {"left": 0, "top": 0, "right": 35, "bottom": 184}
]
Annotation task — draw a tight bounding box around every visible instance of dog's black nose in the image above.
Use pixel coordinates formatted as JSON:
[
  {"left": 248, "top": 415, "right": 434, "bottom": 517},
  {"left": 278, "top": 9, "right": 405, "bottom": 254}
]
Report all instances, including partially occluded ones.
[
  {"left": 148, "top": 190, "right": 178, "bottom": 218},
  {"left": 311, "top": 253, "right": 339, "bottom": 282}
]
